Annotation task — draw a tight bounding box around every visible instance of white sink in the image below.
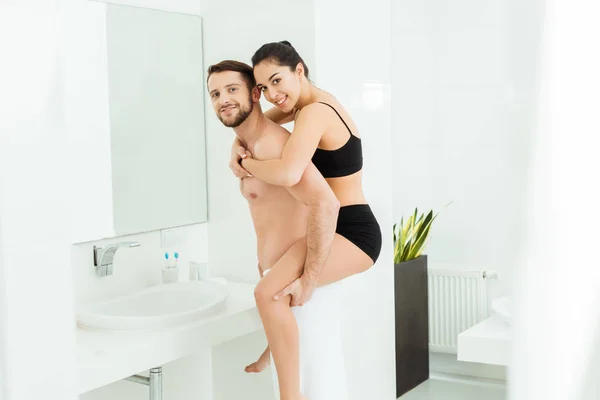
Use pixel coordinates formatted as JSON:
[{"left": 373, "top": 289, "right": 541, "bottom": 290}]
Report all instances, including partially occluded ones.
[
  {"left": 491, "top": 295, "right": 511, "bottom": 327},
  {"left": 77, "top": 281, "right": 229, "bottom": 331}
]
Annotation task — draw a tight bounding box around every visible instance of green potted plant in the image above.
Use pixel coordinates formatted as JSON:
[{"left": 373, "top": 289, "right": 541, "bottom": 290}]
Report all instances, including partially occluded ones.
[{"left": 393, "top": 208, "right": 436, "bottom": 398}]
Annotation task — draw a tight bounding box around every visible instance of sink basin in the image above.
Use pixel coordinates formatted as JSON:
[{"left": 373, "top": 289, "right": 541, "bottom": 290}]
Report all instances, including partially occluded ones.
[
  {"left": 491, "top": 296, "right": 511, "bottom": 327},
  {"left": 77, "top": 281, "right": 229, "bottom": 331}
]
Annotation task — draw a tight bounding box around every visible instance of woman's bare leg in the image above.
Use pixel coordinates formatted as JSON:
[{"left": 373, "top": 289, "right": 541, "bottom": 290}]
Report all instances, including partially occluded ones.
[
  {"left": 254, "top": 239, "right": 306, "bottom": 400},
  {"left": 254, "top": 234, "right": 374, "bottom": 400}
]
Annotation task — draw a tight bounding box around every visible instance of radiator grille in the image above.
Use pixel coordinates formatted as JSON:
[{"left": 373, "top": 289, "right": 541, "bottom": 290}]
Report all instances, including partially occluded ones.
[{"left": 428, "top": 269, "right": 493, "bottom": 353}]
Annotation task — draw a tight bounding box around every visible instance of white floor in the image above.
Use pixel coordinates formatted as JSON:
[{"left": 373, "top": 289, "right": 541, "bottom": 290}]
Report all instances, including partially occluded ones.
[{"left": 398, "top": 377, "right": 506, "bottom": 400}]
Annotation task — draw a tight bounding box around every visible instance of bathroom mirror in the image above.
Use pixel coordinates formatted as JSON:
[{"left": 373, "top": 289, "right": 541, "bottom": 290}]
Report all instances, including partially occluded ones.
[
  {"left": 70, "top": 4, "right": 208, "bottom": 243},
  {"left": 106, "top": 4, "right": 207, "bottom": 236}
]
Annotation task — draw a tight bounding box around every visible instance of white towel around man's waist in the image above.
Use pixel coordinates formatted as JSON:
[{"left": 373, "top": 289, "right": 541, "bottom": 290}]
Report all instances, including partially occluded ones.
[{"left": 263, "top": 271, "right": 349, "bottom": 400}]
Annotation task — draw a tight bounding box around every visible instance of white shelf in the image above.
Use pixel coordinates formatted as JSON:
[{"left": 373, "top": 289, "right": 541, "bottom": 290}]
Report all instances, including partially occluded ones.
[{"left": 457, "top": 315, "right": 511, "bottom": 366}]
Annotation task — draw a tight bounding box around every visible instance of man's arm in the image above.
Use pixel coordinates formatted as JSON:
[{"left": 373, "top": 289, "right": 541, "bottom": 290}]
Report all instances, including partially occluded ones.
[
  {"left": 287, "top": 164, "right": 339, "bottom": 284},
  {"left": 254, "top": 133, "right": 339, "bottom": 286}
]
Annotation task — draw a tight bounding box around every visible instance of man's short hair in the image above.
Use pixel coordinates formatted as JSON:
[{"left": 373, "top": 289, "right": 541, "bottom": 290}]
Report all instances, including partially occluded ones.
[{"left": 207, "top": 60, "right": 256, "bottom": 93}]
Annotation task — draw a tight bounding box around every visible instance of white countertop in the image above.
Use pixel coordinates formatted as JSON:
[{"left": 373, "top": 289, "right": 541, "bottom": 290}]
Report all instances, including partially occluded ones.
[
  {"left": 457, "top": 315, "right": 511, "bottom": 366},
  {"left": 76, "top": 281, "right": 261, "bottom": 394}
]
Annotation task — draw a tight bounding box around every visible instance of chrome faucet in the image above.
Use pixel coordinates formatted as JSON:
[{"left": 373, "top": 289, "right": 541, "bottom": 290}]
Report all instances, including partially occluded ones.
[{"left": 93, "top": 241, "right": 141, "bottom": 277}]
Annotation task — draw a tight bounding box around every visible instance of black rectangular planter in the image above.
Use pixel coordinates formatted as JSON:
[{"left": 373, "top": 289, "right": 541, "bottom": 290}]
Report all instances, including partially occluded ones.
[{"left": 394, "top": 254, "right": 429, "bottom": 398}]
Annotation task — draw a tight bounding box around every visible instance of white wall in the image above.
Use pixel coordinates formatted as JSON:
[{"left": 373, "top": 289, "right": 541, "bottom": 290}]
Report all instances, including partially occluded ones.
[
  {"left": 92, "top": 0, "right": 202, "bottom": 15},
  {"left": 0, "top": 195, "right": 5, "bottom": 398},
  {"left": 72, "top": 224, "right": 208, "bottom": 307},
  {"left": 391, "top": 0, "right": 542, "bottom": 299},
  {"left": 0, "top": 3, "right": 77, "bottom": 400},
  {"left": 65, "top": 0, "right": 115, "bottom": 243},
  {"left": 314, "top": 1, "right": 396, "bottom": 399}
]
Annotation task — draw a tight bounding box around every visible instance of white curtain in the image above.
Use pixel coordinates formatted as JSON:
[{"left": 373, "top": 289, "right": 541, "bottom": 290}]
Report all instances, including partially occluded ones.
[{"left": 509, "top": 1, "right": 600, "bottom": 399}]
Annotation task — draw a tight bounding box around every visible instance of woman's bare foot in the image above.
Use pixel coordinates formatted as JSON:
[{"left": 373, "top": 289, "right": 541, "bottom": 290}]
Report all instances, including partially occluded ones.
[{"left": 244, "top": 345, "right": 271, "bottom": 373}]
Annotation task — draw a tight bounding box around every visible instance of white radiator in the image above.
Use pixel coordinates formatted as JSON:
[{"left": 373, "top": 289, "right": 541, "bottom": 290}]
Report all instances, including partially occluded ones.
[{"left": 427, "top": 269, "right": 497, "bottom": 354}]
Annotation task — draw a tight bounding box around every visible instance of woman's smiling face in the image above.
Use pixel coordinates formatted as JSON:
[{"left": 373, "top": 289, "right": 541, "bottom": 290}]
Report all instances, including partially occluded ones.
[{"left": 254, "top": 60, "right": 302, "bottom": 113}]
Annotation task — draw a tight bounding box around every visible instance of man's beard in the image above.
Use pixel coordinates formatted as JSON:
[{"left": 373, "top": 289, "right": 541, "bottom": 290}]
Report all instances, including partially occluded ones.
[{"left": 220, "top": 98, "right": 253, "bottom": 128}]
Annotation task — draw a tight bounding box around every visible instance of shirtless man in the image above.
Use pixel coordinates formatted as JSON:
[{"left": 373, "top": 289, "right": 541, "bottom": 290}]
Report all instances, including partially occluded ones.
[{"left": 207, "top": 60, "right": 348, "bottom": 400}]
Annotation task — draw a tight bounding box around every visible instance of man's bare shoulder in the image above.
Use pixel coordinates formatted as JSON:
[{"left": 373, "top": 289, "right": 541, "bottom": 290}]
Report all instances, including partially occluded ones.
[{"left": 252, "top": 122, "right": 291, "bottom": 161}]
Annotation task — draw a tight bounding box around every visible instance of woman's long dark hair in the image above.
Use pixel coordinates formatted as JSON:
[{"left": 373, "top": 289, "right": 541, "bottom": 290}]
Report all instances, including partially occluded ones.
[{"left": 251, "top": 40, "right": 310, "bottom": 79}]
